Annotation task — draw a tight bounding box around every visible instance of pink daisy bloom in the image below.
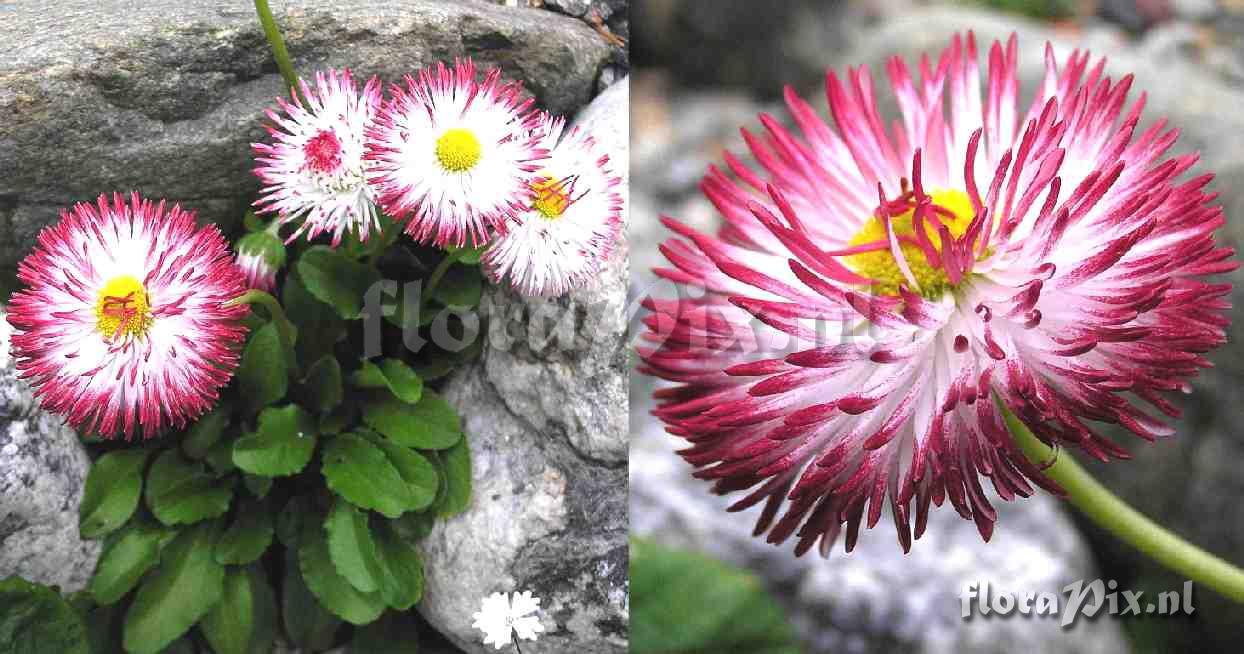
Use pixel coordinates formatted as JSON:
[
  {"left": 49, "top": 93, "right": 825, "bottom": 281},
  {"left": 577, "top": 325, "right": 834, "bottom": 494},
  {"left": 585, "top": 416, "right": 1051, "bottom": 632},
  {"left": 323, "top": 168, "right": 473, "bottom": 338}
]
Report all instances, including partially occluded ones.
[
  {"left": 366, "top": 59, "right": 547, "bottom": 248},
  {"left": 639, "top": 33, "right": 1236, "bottom": 556},
  {"left": 8, "top": 193, "right": 250, "bottom": 439},
  {"left": 483, "top": 113, "right": 624, "bottom": 296},
  {"left": 234, "top": 231, "right": 286, "bottom": 293},
  {"left": 253, "top": 69, "right": 383, "bottom": 247}
]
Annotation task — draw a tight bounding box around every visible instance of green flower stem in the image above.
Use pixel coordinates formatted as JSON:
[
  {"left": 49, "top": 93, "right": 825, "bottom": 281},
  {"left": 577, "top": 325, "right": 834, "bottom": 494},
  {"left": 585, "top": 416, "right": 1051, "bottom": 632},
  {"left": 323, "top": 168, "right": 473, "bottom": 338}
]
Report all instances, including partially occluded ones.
[
  {"left": 253, "top": 0, "right": 302, "bottom": 101},
  {"left": 227, "top": 290, "right": 297, "bottom": 348},
  {"left": 1003, "top": 404, "right": 1244, "bottom": 605}
]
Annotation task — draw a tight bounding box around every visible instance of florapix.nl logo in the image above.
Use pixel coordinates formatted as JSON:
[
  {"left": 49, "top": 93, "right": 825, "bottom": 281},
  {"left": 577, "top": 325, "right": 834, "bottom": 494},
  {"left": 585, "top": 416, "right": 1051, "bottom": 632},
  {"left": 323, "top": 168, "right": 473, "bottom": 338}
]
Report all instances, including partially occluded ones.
[{"left": 961, "top": 579, "right": 1195, "bottom": 627}]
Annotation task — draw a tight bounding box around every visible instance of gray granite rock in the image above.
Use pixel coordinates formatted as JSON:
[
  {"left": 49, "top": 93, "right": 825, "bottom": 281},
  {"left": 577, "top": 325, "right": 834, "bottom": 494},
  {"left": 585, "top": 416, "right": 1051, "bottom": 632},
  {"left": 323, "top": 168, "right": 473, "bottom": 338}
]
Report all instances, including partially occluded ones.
[
  {"left": 417, "top": 83, "right": 629, "bottom": 654},
  {"left": 0, "top": 312, "right": 100, "bottom": 594},
  {"left": 0, "top": 0, "right": 614, "bottom": 286}
]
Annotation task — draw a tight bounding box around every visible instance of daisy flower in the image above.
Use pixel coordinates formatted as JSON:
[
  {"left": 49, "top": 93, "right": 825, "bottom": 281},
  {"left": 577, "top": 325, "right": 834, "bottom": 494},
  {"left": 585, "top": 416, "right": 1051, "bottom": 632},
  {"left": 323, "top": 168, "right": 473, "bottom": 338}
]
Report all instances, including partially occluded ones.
[
  {"left": 7, "top": 193, "right": 250, "bottom": 438},
  {"left": 234, "top": 231, "right": 286, "bottom": 293},
  {"left": 639, "top": 33, "right": 1236, "bottom": 555},
  {"left": 253, "top": 69, "right": 383, "bottom": 247},
  {"left": 471, "top": 590, "right": 544, "bottom": 650},
  {"left": 483, "top": 113, "right": 625, "bottom": 296},
  {"left": 366, "top": 58, "right": 547, "bottom": 248}
]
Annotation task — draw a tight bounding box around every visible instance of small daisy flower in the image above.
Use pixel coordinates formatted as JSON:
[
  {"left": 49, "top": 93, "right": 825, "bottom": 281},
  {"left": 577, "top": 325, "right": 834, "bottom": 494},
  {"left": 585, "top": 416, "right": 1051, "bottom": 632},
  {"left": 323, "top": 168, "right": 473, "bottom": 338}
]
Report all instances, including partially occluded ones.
[
  {"left": 253, "top": 69, "right": 383, "bottom": 247},
  {"left": 366, "top": 58, "right": 547, "bottom": 248},
  {"left": 471, "top": 590, "right": 544, "bottom": 650},
  {"left": 483, "top": 113, "right": 625, "bottom": 296},
  {"left": 7, "top": 193, "right": 250, "bottom": 438},
  {"left": 234, "top": 231, "right": 287, "bottom": 293},
  {"left": 640, "top": 34, "right": 1236, "bottom": 555}
]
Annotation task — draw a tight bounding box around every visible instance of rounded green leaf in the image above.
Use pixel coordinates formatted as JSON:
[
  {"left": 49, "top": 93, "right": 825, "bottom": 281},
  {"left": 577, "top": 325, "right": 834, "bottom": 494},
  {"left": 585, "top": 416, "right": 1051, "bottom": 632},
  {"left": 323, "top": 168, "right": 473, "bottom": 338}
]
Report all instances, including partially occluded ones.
[
  {"left": 373, "top": 526, "right": 424, "bottom": 611},
  {"left": 325, "top": 498, "right": 383, "bottom": 594},
  {"left": 0, "top": 576, "right": 89, "bottom": 654},
  {"left": 181, "top": 406, "right": 230, "bottom": 460},
  {"left": 245, "top": 565, "right": 278, "bottom": 654},
  {"left": 122, "top": 523, "right": 225, "bottom": 654},
  {"left": 199, "top": 567, "right": 254, "bottom": 654},
  {"left": 237, "top": 322, "right": 289, "bottom": 414},
  {"left": 321, "top": 435, "right": 416, "bottom": 518},
  {"left": 362, "top": 391, "right": 461, "bottom": 450},
  {"left": 303, "top": 356, "right": 343, "bottom": 413},
  {"left": 281, "top": 549, "right": 341, "bottom": 651},
  {"left": 79, "top": 449, "right": 149, "bottom": 539},
  {"left": 297, "top": 246, "right": 382, "bottom": 319},
  {"left": 437, "top": 437, "right": 472, "bottom": 517},
  {"left": 89, "top": 521, "right": 170, "bottom": 605},
  {"left": 232, "top": 405, "right": 317, "bottom": 477},
  {"left": 144, "top": 450, "right": 233, "bottom": 526},
  {"left": 214, "top": 500, "right": 274, "bottom": 565},
  {"left": 351, "top": 359, "right": 423, "bottom": 404},
  {"left": 298, "top": 529, "right": 386, "bottom": 625},
  {"left": 283, "top": 275, "right": 346, "bottom": 367},
  {"left": 363, "top": 435, "right": 438, "bottom": 512}
]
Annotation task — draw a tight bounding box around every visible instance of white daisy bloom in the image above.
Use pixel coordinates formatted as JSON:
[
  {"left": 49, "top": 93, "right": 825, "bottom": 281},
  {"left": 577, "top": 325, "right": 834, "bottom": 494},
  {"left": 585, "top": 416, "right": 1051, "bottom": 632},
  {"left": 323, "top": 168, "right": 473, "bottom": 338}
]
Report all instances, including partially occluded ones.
[
  {"left": 253, "top": 69, "right": 383, "bottom": 247},
  {"left": 366, "top": 58, "right": 547, "bottom": 248},
  {"left": 483, "top": 113, "right": 624, "bottom": 297},
  {"left": 471, "top": 590, "right": 545, "bottom": 650}
]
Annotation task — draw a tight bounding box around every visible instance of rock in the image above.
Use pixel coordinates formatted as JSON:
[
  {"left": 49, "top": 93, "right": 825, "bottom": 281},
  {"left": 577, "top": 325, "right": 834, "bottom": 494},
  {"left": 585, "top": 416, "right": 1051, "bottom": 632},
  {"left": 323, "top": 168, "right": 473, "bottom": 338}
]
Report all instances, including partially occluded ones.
[
  {"left": 417, "top": 84, "right": 629, "bottom": 654},
  {"left": 0, "top": 310, "right": 100, "bottom": 594},
  {"left": 0, "top": 0, "right": 614, "bottom": 287}
]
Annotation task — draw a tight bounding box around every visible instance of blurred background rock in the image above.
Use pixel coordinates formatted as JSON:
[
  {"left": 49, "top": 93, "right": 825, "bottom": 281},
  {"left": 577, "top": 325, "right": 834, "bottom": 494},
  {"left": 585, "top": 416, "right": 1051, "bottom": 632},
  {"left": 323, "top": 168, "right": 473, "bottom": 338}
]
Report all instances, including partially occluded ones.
[{"left": 630, "top": 1, "right": 1244, "bottom": 653}]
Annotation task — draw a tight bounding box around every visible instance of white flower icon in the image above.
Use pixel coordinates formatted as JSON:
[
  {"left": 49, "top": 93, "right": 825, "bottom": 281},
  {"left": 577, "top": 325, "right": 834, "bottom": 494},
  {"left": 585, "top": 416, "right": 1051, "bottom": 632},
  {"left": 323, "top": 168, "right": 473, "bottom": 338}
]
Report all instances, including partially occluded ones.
[{"left": 471, "top": 590, "right": 545, "bottom": 651}]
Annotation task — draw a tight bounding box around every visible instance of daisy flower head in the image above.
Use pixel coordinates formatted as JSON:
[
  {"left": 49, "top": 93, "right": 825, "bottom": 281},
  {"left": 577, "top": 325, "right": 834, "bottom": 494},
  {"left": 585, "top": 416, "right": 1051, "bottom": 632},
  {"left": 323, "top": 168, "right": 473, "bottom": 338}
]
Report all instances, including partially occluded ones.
[
  {"left": 7, "top": 193, "right": 250, "bottom": 438},
  {"left": 253, "top": 68, "right": 383, "bottom": 247},
  {"left": 483, "top": 112, "right": 625, "bottom": 296},
  {"left": 366, "top": 58, "right": 547, "bottom": 248},
  {"left": 234, "top": 231, "right": 286, "bottom": 293},
  {"left": 640, "top": 33, "right": 1236, "bottom": 556},
  {"left": 471, "top": 590, "right": 544, "bottom": 650}
]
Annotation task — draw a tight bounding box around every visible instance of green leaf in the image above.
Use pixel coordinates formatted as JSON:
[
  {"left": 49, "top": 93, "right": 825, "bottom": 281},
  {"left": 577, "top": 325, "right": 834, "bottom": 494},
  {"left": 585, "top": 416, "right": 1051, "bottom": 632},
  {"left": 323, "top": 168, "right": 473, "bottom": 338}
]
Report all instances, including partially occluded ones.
[
  {"left": 321, "top": 434, "right": 416, "bottom": 518},
  {"left": 204, "top": 440, "right": 238, "bottom": 477},
  {"left": 275, "top": 496, "right": 311, "bottom": 549},
  {"left": 447, "top": 243, "right": 486, "bottom": 266},
  {"left": 281, "top": 549, "right": 340, "bottom": 651},
  {"left": 214, "top": 500, "right": 274, "bottom": 565},
  {"left": 362, "top": 391, "right": 461, "bottom": 450},
  {"left": 324, "top": 498, "right": 383, "bottom": 594},
  {"left": 630, "top": 539, "right": 802, "bottom": 654},
  {"left": 237, "top": 322, "right": 289, "bottom": 414},
  {"left": 122, "top": 523, "right": 225, "bottom": 654},
  {"left": 242, "top": 474, "right": 272, "bottom": 499},
  {"left": 433, "top": 264, "right": 482, "bottom": 308},
  {"left": 298, "top": 529, "right": 386, "bottom": 625},
  {"left": 232, "top": 405, "right": 317, "bottom": 477},
  {"left": 79, "top": 449, "right": 149, "bottom": 539},
  {"left": 297, "top": 246, "right": 382, "bottom": 319},
  {"left": 182, "top": 407, "right": 230, "bottom": 460},
  {"left": 349, "top": 610, "right": 421, "bottom": 653},
  {"left": 437, "top": 437, "right": 472, "bottom": 517},
  {"left": 144, "top": 450, "right": 233, "bottom": 526},
  {"left": 157, "top": 637, "right": 196, "bottom": 654},
  {"left": 366, "top": 435, "right": 438, "bottom": 512},
  {"left": 199, "top": 567, "right": 254, "bottom": 654},
  {"left": 0, "top": 576, "right": 89, "bottom": 654},
  {"left": 372, "top": 526, "right": 424, "bottom": 610},
  {"left": 351, "top": 359, "right": 423, "bottom": 404},
  {"left": 283, "top": 275, "right": 345, "bottom": 368},
  {"left": 388, "top": 511, "right": 436, "bottom": 542},
  {"left": 89, "top": 521, "right": 170, "bottom": 605},
  {"left": 303, "top": 356, "right": 343, "bottom": 413},
  {"left": 245, "top": 565, "right": 278, "bottom": 654}
]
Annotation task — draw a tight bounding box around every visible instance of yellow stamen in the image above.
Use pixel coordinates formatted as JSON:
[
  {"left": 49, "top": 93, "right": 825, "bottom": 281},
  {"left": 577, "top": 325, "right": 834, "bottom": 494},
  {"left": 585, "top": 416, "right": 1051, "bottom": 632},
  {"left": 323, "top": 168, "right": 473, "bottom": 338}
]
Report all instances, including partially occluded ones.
[
  {"left": 434, "top": 128, "right": 482, "bottom": 172},
  {"left": 531, "top": 175, "right": 571, "bottom": 219},
  {"left": 95, "top": 275, "right": 153, "bottom": 340},
  {"left": 843, "top": 189, "right": 977, "bottom": 297}
]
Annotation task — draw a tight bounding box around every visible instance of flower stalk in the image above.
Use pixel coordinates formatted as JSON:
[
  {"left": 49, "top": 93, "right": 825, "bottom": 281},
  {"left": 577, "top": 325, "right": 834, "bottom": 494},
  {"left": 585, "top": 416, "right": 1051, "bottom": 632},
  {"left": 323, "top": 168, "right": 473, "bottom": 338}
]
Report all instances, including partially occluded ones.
[
  {"left": 226, "top": 289, "right": 297, "bottom": 349},
  {"left": 1003, "top": 403, "right": 1244, "bottom": 605},
  {"left": 253, "top": 0, "right": 302, "bottom": 102}
]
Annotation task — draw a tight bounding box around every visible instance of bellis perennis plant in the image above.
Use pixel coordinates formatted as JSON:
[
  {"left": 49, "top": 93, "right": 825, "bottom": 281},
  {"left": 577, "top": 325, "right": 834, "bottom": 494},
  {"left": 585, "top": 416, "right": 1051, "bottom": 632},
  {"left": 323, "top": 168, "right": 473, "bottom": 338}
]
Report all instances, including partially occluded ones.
[
  {"left": 0, "top": 2, "right": 624, "bottom": 651},
  {"left": 640, "top": 31, "right": 1240, "bottom": 571}
]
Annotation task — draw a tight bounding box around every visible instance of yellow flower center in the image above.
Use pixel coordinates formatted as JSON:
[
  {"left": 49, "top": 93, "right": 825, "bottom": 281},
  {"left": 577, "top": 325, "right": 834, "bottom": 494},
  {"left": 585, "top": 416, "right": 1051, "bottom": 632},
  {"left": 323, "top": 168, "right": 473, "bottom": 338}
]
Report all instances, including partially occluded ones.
[
  {"left": 531, "top": 175, "right": 572, "bottom": 219},
  {"left": 95, "top": 275, "right": 153, "bottom": 340},
  {"left": 843, "top": 189, "right": 977, "bottom": 297},
  {"left": 434, "top": 128, "right": 482, "bottom": 172}
]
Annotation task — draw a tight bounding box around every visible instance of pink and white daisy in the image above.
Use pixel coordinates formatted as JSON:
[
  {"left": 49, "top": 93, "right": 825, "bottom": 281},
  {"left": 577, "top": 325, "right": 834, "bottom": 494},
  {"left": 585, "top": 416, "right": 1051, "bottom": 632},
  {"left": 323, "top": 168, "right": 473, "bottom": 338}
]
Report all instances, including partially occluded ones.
[
  {"left": 366, "top": 59, "right": 547, "bottom": 248},
  {"left": 483, "top": 113, "right": 624, "bottom": 296},
  {"left": 7, "top": 193, "right": 250, "bottom": 438},
  {"left": 253, "top": 69, "right": 383, "bottom": 247},
  {"left": 234, "top": 231, "right": 286, "bottom": 293},
  {"left": 640, "top": 34, "right": 1236, "bottom": 556}
]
